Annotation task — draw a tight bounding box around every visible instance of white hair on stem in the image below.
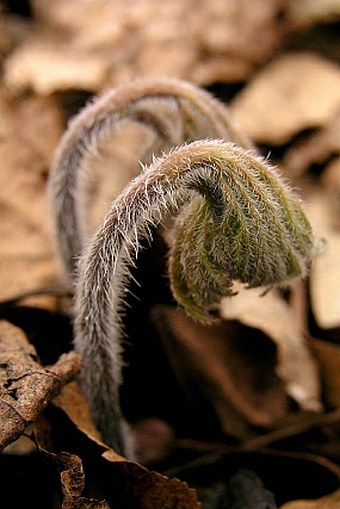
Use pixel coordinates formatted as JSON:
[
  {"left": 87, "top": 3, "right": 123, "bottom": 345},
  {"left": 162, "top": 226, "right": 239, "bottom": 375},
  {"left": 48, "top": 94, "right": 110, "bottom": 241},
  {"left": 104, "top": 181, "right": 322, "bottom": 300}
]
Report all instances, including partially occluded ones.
[
  {"left": 48, "top": 78, "right": 253, "bottom": 286},
  {"left": 73, "top": 139, "right": 315, "bottom": 456}
]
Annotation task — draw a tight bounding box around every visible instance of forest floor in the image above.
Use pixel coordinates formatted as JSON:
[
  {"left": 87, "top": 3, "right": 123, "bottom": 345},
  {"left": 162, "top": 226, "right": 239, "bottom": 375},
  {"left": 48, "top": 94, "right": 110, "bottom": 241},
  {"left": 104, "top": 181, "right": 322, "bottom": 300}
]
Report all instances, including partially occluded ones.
[{"left": 1, "top": 1, "right": 340, "bottom": 508}]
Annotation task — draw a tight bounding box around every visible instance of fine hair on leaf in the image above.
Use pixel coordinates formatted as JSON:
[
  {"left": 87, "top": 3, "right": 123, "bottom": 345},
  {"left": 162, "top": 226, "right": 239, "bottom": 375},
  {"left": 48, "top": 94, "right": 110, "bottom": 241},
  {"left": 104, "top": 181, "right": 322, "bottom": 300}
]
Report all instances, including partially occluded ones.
[
  {"left": 71, "top": 138, "right": 315, "bottom": 455},
  {"left": 48, "top": 78, "right": 253, "bottom": 284}
]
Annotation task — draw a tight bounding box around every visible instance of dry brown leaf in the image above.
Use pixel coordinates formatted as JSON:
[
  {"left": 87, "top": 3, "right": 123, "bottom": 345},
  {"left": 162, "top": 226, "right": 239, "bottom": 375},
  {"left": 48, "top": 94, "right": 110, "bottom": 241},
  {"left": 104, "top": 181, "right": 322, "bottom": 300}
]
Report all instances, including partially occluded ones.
[
  {"left": 0, "top": 12, "right": 30, "bottom": 60},
  {"left": 151, "top": 304, "right": 291, "bottom": 439},
  {"left": 0, "top": 319, "right": 81, "bottom": 451},
  {"left": 231, "top": 52, "right": 340, "bottom": 145},
  {"left": 42, "top": 450, "right": 111, "bottom": 509},
  {"left": 280, "top": 112, "right": 340, "bottom": 330},
  {"left": 280, "top": 487, "right": 340, "bottom": 508},
  {"left": 306, "top": 188, "right": 340, "bottom": 329},
  {"left": 4, "top": 0, "right": 285, "bottom": 93},
  {"left": 37, "top": 397, "right": 201, "bottom": 509},
  {"left": 285, "top": 0, "right": 340, "bottom": 29},
  {"left": 219, "top": 285, "right": 322, "bottom": 412},
  {"left": 308, "top": 337, "right": 340, "bottom": 409},
  {"left": 5, "top": 39, "right": 111, "bottom": 94},
  {"left": 0, "top": 88, "right": 63, "bottom": 307},
  {"left": 283, "top": 109, "right": 340, "bottom": 177},
  {"left": 55, "top": 380, "right": 175, "bottom": 465},
  {"left": 322, "top": 157, "right": 340, "bottom": 195},
  {"left": 125, "top": 463, "right": 201, "bottom": 509},
  {"left": 239, "top": 334, "right": 340, "bottom": 452},
  {"left": 53, "top": 382, "right": 124, "bottom": 462}
]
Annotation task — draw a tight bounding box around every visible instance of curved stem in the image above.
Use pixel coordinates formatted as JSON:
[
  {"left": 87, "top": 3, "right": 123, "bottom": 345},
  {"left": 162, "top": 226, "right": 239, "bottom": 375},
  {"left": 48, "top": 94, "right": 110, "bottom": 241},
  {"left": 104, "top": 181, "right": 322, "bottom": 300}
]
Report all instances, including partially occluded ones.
[
  {"left": 48, "top": 78, "right": 252, "bottom": 284},
  {"left": 73, "top": 140, "right": 314, "bottom": 454}
]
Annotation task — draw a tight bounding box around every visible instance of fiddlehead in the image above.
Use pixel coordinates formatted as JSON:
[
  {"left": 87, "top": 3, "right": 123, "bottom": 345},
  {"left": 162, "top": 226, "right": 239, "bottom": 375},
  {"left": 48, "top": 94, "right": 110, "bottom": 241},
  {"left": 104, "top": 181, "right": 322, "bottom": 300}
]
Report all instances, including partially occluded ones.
[
  {"left": 48, "top": 78, "right": 252, "bottom": 284},
  {"left": 73, "top": 139, "right": 315, "bottom": 455}
]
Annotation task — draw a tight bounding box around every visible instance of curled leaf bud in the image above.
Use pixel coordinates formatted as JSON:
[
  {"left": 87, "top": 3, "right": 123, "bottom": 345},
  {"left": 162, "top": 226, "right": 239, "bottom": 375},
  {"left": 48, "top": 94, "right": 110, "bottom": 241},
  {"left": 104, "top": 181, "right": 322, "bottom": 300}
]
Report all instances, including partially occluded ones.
[
  {"left": 48, "top": 78, "right": 252, "bottom": 283},
  {"left": 73, "top": 139, "right": 315, "bottom": 453},
  {"left": 166, "top": 141, "right": 314, "bottom": 321}
]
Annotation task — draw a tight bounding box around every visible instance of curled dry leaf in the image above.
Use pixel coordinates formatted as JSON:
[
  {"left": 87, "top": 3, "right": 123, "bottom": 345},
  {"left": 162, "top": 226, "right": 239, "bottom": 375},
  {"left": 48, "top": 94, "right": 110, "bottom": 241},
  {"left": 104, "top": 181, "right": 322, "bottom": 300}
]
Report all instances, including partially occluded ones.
[
  {"left": 0, "top": 319, "right": 81, "bottom": 451},
  {"left": 41, "top": 449, "right": 111, "bottom": 509},
  {"left": 235, "top": 333, "right": 340, "bottom": 454},
  {"left": 219, "top": 285, "right": 322, "bottom": 412},
  {"left": 231, "top": 52, "right": 340, "bottom": 145}
]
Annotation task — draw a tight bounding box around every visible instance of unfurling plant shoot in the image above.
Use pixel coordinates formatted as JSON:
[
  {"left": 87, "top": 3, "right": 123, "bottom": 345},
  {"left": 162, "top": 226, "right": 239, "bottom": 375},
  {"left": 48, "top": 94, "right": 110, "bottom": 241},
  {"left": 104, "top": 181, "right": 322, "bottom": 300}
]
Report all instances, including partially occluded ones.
[
  {"left": 48, "top": 79, "right": 316, "bottom": 457},
  {"left": 49, "top": 78, "right": 252, "bottom": 283}
]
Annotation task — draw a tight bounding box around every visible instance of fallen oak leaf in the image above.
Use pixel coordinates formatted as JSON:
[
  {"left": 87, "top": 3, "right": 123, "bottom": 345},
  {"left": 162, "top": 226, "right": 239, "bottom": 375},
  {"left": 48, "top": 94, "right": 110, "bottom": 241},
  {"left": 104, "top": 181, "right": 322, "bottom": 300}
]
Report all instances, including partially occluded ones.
[
  {"left": 48, "top": 351, "right": 82, "bottom": 385},
  {"left": 0, "top": 319, "right": 81, "bottom": 451}
]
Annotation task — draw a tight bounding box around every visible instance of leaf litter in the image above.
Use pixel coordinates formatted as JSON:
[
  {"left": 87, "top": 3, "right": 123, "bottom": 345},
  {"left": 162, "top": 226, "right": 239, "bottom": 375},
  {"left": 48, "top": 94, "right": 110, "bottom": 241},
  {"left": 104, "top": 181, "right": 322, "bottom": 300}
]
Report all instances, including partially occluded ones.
[{"left": 1, "top": 1, "right": 340, "bottom": 508}]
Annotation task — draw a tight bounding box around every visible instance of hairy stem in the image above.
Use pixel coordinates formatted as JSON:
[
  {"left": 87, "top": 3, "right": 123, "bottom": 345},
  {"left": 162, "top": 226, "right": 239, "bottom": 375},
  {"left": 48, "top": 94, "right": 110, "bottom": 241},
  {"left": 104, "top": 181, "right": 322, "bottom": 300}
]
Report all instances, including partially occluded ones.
[
  {"left": 73, "top": 140, "right": 315, "bottom": 455},
  {"left": 48, "top": 78, "right": 252, "bottom": 284}
]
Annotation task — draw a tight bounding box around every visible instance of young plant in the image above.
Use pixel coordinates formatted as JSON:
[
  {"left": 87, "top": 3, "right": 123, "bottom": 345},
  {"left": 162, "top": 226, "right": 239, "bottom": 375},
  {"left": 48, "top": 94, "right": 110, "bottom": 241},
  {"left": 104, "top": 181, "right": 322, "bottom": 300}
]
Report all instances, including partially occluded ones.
[
  {"left": 49, "top": 79, "right": 316, "bottom": 457},
  {"left": 48, "top": 78, "right": 252, "bottom": 284}
]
